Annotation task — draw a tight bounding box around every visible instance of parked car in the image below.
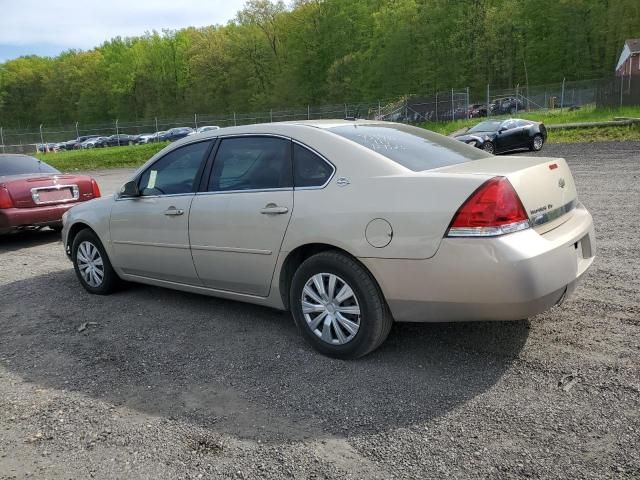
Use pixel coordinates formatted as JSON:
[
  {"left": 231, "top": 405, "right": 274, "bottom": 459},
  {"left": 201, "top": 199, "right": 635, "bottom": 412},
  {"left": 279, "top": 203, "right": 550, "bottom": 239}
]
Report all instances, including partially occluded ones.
[
  {"left": 453, "top": 118, "right": 547, "bottom": 154},
  {"left": 0, "top": 154, "right": 101, "bottom": 234},
  {"left": 188, "top": 126, "right": 221, "bottom": 136},
  {"left": 160, "top": 127, "right": 194, "bottom": 142},
  {"left": 104, "top": 134, "right": 138, "bottom": 147},
  {"left": 137, "top": 131, "right": 167, "bottom": 144},
  {"left": 71, "top": 135, "right": 101, "bottom": 150},
  {"left": 62, "top": 120, "right": 594, "bottom": 358},
  {"left": 80, "top": 137, "right": 109, "bottom": 149},
  {"left": 490, "top": 96, "right": 524, "bottom": 115},
  {"left": 36, "top": 143, "right": 59, "bottom": 153},
  {"left": 468, "top": 104, "right": 487, "bottom": 118}
]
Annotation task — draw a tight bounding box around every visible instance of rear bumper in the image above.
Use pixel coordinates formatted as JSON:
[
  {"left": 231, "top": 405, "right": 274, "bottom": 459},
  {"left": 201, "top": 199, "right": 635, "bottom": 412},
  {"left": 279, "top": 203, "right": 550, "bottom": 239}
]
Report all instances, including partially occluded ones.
[
  {"left": 361, "top": 203, "right": 595, "bottom": 323},
  {"left": 0, "top": 204, "right": 74, "bottom": 233}
]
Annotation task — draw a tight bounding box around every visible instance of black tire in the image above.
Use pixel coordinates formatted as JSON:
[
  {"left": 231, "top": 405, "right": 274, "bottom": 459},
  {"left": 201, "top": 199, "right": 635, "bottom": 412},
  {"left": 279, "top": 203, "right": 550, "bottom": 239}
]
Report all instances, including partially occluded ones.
[
  {"left": 72, "top": 229, "right": 119, "bottom": 295},
  {"left": 290, "top": 251, "right": 393, "bottom": 359},
  {"left": 530, "top": 133, "right": 544, "bottom": 151},
  {"left": 482, "top": 141, "right": 495, "bottom": 154}
]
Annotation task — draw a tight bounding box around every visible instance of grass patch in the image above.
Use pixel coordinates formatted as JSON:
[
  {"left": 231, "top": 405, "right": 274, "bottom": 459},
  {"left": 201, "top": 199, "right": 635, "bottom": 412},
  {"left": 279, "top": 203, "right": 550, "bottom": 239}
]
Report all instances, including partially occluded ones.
[
  {"left": 35, "top": 142, "right": 168, "bottom": 172},
  {"left": 420, "top": 105, "right": 640, "bottom": 136},
  {"left": 547, "top": 124, "right": 640, "bottom": 143}
]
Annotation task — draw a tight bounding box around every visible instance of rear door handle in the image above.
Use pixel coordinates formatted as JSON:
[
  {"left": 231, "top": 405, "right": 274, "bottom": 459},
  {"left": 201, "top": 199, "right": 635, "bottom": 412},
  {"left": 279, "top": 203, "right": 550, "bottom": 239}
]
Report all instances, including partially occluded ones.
[
  {"left": 164, "top": 207, "right": 184, "bottom": 216},
  {"left": 260, "top": 204, "right": 289, "bottom": 215}
]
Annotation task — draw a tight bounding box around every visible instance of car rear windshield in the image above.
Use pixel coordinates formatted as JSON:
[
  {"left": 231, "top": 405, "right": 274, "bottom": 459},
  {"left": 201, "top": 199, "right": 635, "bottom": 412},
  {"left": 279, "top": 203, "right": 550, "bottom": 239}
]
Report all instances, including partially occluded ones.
[
  {"left": 328, "top": 124, "right": 488, "bottom": 171},
  {"left": 0, "top": 155, "right": 60, "bottom": 176}
]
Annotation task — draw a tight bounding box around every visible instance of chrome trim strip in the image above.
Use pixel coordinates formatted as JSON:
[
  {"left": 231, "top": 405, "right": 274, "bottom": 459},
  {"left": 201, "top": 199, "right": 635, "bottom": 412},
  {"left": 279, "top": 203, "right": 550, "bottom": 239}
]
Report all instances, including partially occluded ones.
[
  {"left": 112, "top": 240, "right": 189, "bottom": 249},
  {"left": 195, "top": 188, "right": 292, "bottom": 196},
  {"left": 190, "top": 245, "right": 272, "bottom": 255},
  {"left": 31, "top": 184, "right": 79, "bottom": 205},
  {"left": 116, "top": 193, "right": 195, "bottom": 201},
  {"left": 530, "top": 200, "right": 576, "bottom": 227}
]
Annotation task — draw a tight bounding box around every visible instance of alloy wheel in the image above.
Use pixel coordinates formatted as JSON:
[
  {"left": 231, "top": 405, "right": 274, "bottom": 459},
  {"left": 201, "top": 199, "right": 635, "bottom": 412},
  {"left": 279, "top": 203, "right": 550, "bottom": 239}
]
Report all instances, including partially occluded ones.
[
  {"left": 301, "top": 273, "right": 361, "bottom": 345},
  {"left": 533, "top": 135, "right": 544, "bottom": 150}
]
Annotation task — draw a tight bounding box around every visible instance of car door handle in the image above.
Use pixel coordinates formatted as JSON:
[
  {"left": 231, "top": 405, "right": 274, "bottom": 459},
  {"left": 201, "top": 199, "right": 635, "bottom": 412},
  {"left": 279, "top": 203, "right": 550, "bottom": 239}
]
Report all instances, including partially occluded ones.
[
  {"left": 164, "top": 207, "right": 184, "bottom": 216},
  {"left": 260, "top": 204, "right": 289, "bottom": 215}
]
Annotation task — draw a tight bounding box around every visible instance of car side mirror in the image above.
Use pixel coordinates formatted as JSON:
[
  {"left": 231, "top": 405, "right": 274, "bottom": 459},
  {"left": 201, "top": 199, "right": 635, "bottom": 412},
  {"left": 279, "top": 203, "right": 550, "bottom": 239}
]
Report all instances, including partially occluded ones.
[
  {"left": 498, "top": 127, "right": 506, "bottom": 134},
  {"left": 120, "top": 180, "right": 141, "bottom": 198}
]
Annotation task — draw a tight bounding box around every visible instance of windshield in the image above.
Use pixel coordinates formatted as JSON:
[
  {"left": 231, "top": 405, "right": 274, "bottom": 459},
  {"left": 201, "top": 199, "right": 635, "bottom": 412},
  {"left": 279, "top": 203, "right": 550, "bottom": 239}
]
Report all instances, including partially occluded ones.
[
  {"left": 328, "top": 123, "right": 489, "bottom": 172},
  {"left": 468, "top": 121, "right": 502, "bottom": 133},
  {"left": 0, "top": 155, "right": 60, "bottom": 176}
]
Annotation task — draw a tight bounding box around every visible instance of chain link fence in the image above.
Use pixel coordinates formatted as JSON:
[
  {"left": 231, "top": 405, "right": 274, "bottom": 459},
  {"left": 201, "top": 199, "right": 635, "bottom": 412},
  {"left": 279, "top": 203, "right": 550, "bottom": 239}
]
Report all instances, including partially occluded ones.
[{"left": 1, "top": 77, "right": 638, "bottom": 155}]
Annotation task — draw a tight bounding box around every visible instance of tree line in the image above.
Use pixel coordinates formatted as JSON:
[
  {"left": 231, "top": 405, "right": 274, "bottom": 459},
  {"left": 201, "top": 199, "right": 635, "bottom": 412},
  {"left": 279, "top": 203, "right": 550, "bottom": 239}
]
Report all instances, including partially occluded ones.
[{"left": 0, "top": 0, "right": 638, "bottom": 129}]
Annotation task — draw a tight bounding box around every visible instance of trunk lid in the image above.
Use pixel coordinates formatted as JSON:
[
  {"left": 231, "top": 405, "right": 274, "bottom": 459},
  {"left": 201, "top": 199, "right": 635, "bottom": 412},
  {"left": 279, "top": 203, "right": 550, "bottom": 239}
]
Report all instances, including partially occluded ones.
[
  {"left": 1, "top": 174, "right": 95, "bottom": 208},
  {"left": 436, "top": 156, "right": 578, "bottom": 233}
]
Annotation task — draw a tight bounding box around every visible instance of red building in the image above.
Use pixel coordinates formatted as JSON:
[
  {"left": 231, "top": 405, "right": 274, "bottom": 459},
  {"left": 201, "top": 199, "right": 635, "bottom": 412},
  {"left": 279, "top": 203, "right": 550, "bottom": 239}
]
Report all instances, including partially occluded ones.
[{"left": 616, "top": 39, "right": 640, "bottom": 77}]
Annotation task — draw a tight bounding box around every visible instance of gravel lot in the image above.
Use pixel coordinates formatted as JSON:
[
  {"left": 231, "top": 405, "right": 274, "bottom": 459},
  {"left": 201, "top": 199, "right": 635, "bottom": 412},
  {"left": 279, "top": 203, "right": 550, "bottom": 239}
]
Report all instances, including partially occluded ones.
[{"left": 1, "top": 142, "right": 638, "bottom": 479}]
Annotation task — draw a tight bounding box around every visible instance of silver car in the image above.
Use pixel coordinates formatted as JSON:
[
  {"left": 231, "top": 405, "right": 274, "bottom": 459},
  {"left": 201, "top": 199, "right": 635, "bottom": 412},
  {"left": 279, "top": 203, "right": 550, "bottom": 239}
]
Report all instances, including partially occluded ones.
[{"left": 62, "top": 120, "right": 595, "bottom": 358}]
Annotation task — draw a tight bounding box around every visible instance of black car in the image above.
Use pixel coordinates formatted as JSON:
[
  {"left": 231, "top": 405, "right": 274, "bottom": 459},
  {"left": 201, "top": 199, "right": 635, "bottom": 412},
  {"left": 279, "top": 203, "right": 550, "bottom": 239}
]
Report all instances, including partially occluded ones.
[
  {"left": 490, "top": 97, "right": 524, "bottom": 115},
  {"left": 160, "top": 127, "right": 194, "bottom": 142},
  {"left": 104, "top": 134, "right": 139, "bottom": 147},
  {"left": 61, "top": 135, "right": 100, "bottom": 150},
  {"left": 453, "top": 118, "right": 547, "bottom": 154}
]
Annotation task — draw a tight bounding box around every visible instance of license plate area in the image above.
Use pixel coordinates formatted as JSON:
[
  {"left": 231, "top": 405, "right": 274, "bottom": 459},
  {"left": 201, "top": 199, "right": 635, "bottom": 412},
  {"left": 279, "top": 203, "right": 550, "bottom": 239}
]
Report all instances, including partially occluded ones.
[{"left": 31, "top": 185, "right": 79, "bottom": 204}]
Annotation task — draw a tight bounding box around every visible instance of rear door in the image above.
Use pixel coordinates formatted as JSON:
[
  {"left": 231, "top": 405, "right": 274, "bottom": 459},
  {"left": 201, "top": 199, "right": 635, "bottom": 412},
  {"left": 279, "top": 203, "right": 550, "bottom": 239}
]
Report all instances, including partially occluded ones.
[
  {"left": 109, "top": 140, "right": 212, "bottom": 284},
  {"left": 189, "top": 135, "right": 293, "bottom": 296}
]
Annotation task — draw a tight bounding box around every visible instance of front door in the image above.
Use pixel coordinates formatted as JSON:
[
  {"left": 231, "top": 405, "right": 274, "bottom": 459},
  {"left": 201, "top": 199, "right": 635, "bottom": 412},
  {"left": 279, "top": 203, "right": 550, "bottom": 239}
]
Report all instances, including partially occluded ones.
[
  {"left": 109, "top": 140, "right": 212, "bottom": 284},
  {"left": 189, "top": 136, "right": 293, "bottom": 296}
]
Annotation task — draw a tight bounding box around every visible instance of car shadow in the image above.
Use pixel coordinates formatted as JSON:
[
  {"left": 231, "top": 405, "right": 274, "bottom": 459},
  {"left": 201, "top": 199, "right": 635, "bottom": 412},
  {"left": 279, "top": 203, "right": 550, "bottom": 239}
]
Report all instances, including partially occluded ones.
[
  {"left": 0, "top": 269, "right": 529, "bottom": 442},
  {"left": 0, "top": 228, "right": 61, "bottom": 252}
]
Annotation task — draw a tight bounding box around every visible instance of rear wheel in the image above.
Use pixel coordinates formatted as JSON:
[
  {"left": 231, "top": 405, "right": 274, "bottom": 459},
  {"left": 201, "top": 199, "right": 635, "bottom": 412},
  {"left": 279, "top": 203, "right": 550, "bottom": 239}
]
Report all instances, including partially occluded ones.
[
  {"left": 530, "top": 134, "right": 544, "bottom": 151},
  {"left": 482, "top": 141, "right": 495, "bottom": 154},
  {"left": 72, "top": 229, "right": 119, "bottom": 295},
  {"left": 290, "top": 251, "right": 393, "bottom": 359}
]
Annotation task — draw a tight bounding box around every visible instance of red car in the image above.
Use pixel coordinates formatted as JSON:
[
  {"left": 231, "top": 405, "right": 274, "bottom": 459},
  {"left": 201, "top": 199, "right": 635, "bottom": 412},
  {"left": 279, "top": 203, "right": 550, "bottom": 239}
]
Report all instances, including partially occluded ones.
[{"left": 0, "top": 154, "right": 101, "bottom": 234}]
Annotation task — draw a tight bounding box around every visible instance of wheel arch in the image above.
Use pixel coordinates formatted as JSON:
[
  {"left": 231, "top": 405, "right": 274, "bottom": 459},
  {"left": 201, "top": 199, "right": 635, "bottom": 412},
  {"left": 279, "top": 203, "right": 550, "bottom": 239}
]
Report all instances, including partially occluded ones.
[
  {"left": 277, "top": 242, "right": 382, "bottom": 311},
  {"left": 65, "top": 221, "right": 96, "bottom": 256}
]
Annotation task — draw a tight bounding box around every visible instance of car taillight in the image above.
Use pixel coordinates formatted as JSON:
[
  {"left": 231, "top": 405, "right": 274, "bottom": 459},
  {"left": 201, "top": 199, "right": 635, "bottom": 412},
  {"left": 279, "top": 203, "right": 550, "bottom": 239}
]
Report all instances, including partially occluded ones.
[
  {"left": 0, "top": 186, "right": 13, "bottom": 209},
  {"left": 447, "top": 177, "right": 530, "bottom": 237},
  {"left": 91, "top": 179, "right": 101, "bottom": 198}
]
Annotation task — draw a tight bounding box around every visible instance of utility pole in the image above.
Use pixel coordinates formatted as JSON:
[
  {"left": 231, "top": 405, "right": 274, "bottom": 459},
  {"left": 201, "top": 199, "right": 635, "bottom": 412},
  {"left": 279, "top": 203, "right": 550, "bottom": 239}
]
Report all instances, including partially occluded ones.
[
  {"left": 115, "top": 119, "right": 120, "bottom": 146},
  {"left": 155, "top": 117, "right": 159, "bottom": 142},
  {"left": 560, "top": 78, "right": 566, "bottom": 112},
  {"left": 0, "top": 127, "right": 4, "bottom": 153},
  {"left": 233, "top": 112, "right": 237, "bottom": 126},
  {"left": 39, "top": 124, "right": 44, "bottom": 150},
  {"left": 486, "top": 84, "right": 490, "bottom": 118},
  {"left": 194, "top": 113, "right": 198, "bottom": 129},
  {"left": 307, "top": 105, "right": 310, "bottom": 120},
  {"left": 451, "top": 89, "right": 455, "bottom": 121},
  {"left": 75, "top": 121, "right": 79, "bottom": 139}
]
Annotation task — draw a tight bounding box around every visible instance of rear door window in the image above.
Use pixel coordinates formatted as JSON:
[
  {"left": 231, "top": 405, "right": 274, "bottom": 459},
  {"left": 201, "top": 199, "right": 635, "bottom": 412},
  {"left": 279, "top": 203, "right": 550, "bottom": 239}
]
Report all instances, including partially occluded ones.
[{"left": 329, "top": 124, "right": 488, "bottom": 172}]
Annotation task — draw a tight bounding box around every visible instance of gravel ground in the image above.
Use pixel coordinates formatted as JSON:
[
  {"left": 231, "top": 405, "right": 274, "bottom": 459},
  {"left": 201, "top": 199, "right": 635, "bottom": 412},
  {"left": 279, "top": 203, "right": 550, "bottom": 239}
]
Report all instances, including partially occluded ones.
[{"left": 0, "top": 142, "right": 638, "bottom": 479}]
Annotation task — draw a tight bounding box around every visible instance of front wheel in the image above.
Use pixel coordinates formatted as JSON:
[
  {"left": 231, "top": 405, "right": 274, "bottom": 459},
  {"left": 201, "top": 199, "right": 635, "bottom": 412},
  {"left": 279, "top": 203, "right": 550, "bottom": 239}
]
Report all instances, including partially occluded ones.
[
  {"left": 290, "top": 251, "right": 393, "bottom": 359},
  {"left": 530, "top": 134, "right": 544, "bottom": 151},
  {"left": 482, "top": 141, "right": 495, "bottom": 154},
  {"left": 72, "top": 229, "right": 119, "bottom": 295}
]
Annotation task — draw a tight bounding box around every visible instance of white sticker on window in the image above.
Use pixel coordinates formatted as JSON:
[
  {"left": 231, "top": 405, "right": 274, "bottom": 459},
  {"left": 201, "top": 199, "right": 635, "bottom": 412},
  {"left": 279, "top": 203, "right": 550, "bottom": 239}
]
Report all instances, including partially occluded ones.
[{"left": 148, "top": 170, "right": 157, "bottom": 189}]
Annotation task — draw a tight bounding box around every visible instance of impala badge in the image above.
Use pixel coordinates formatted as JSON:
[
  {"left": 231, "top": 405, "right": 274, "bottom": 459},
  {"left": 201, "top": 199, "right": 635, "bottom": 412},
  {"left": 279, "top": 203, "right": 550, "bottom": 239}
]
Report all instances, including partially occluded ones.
[{"left": 558, "top": 178, "right": 566, "bottom": 188}]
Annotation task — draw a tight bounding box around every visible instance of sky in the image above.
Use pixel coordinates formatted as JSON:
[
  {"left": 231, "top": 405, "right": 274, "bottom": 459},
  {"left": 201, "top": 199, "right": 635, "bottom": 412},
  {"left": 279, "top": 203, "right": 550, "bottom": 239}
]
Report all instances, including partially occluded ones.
[{"left": 0, "top": 0, "right": 248, "bottom": 62}]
